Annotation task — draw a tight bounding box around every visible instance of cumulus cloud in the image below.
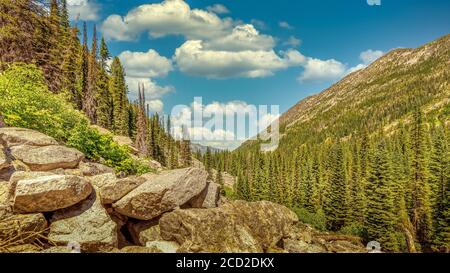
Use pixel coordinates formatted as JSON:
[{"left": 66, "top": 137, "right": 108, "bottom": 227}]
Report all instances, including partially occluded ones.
[
  {"left": 67, "top": 0, "right": 100, "bottom": 21},
  {"left": 146, "top": 99, "right": 164, "bottom": 113},
  {"left": 279, "top": 21, "right": 294, "bottom": 30},
  {"left": 206, "top": 4, "right": 230, "bottom": 14},
  {"left": 250, "top": 19, "right": 268, "bottom": 30},
  {"left": 360, "top": 49, "right": 384, "bottom": 64},
  {"left": 101, "top": 0, "right": 235, "bottom": 41},
  {"left": 298, "top": 58, "right": 347, "bottom": 82},
  {"left": 298, "top": 49, "right": 384, "bottom": 82},
  {"left": 174, "top": 40, "right": 305, "bottom": 79},
  {"left": 283, "top": 36, "right": 302, "bottom": 47},
  {"left": 170, "top": 100, "right": 279, "bottom": 150},
  {"left": 118, "top": 49, "right": 173, "bottom": 78},
  {"left": 126, "top": 77, "right": 174, "bottom": 102}
]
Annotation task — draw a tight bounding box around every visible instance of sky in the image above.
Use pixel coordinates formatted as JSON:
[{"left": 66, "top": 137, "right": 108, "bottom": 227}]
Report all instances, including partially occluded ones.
[{"left": 67, "top": 0, "right": 450, "bottom": 149}]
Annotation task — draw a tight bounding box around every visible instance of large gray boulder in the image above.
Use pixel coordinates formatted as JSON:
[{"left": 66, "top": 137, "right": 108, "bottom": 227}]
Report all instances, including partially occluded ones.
[
  {"left": 11, "top": 145, "right": 84, "bottom": 171},
  {"left": 13, "top": 174, "right": 92, "bottom": 213},
  {"left": 113, "top": 168, "right": 208, "bottom": 220},
  {"left": 159, "top": 201, "right": 298, "bottom": 253},
  {"left": 89, "top": 174, "right": 146, "bottom": 205},
  {"left": 189, "top": 182, "right": 221, "bottom": 209},
  {"left": 0, "top": 212, "right": 47, "bottom": 244},
  {"left": 0, "top": 127, "right": 58, "bottom": 147},
  {"left": 49, "top": 192, "right": 118, "bottom": 252}
]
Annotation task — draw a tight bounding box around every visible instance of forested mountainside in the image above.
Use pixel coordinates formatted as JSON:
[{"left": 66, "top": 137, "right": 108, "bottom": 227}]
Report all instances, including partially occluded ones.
[
  {"left": 0, "top": 0, "right": 193, "bottom": 173},
  {"left": 211, "top": 35, "right": 450, "bottom": 252}
]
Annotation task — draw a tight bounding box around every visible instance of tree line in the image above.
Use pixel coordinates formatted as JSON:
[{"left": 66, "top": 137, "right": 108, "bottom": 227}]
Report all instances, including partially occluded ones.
[{"left": 211, "top": 110, "right": 449, "bottom": 252}]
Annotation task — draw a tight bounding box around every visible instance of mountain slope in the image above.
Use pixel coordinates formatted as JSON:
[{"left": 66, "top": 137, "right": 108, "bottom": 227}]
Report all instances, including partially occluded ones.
[{"left": 242, "top": 34, "right": 450, "bottom": 152}]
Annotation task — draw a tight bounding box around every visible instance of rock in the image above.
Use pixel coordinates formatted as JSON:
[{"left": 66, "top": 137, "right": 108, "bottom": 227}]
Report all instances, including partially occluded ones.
[
  {"left": 127, "top": 220, "right": 162, "bottom": 245},
  {"left": 0, "top": 181, "right": 11, "bottom": 213},
  {"left": 159, "top": 201, "right": 298, "bottom": 253},
  {"left": 113, "top": 168, "right": 208, "bottom": 220},
  {"left": 189, "top": 182, "right": 221, "bottom": 209},
  {"left": 0, "top": 213, "right": 47, "bottom": 244},
  {"left": 0, "top": 147, "right": 9, "bottom": 171},
  {"left": 148, "top": 160, "right": 163, "bottom": 171},
  {"left": 10, "top": 145, "right": 84, "bottom": 171},
  {"left": 89, "top": 174, "right": 145, "bottom": 205},
  {"left": 145, "top": 240, "right": 179, "bottom": 253},
  {"left": 40, "top": 246, "right": 73, "bottom": 253},
  {"left": 114, "top": 136, "right": 138, "bottom": 154},
  {"left": 78, "top": 162, "right": 114, "bottom": 177},
  {"left": 282, "top": 239, "right": 327, "bottom": 253},
  {"left": 0, "top": 127, "right": 58, "bottom": 147},
  {"left": 13, "top": 175, "right": 93, "bottom": 213},
  {"left": 9, "top": 171, "right": 56, "bottom": 184},
  {"left": 117, "top": 246, "right": 161, "bottom": 253},
  {"left": 49, "top": 192, "right": 118, "bottom": 252}
]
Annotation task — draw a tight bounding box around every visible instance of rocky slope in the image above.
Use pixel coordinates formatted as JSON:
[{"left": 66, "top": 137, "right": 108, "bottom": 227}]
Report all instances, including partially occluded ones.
[{"left": 0, "top": 127, "right": 367, "bottom": 253}]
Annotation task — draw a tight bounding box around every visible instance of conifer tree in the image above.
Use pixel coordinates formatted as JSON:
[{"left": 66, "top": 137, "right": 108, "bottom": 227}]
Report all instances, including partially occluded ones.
[
  {"left": 135, "top": 83, "right": 149, "bottom": 156},
  {"left": 109, "top": 57, "right": 129, "bottom": 135},
  {"left": 84, "top": 24, "right": 98, "bottom": 123},
  {"left": 365, "top": 141, "right": 399, "bottom": 251}
]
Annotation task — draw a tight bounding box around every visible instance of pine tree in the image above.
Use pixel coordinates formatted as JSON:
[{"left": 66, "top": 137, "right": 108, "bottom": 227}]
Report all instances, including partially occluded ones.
[
  {"left": 76, "top": 22, "right": 89, "bottom": 111},
  {"left": 365, "top": 141, "right": 399, "bottom": 252},
  {"left": 135, "top": 83, "right": 149, "bottom": 156},
  {"left": 84, "top": 24, "right": 98, "bottom": 123},
  {"left": 429, "top": 125, "right": 450, "bottom": 251},
  {"left": 410, "top": 109, "right": 433, "bottom": 250},
  {"left": 96, "top": 36, "right": 113, "bottom": 129},
  {"left": 204, "top": 147, "right": 213, "bottom": 180},
  {"left": 324, "top": 142, "right": 347, "bottom": 231},
  {"left": 109, "top": 57, "right": 129, "bottom": 135}
]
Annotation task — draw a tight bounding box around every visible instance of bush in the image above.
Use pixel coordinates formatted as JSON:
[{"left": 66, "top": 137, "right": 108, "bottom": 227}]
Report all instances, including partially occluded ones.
[
  {"left": 0, "top": 63, "right": 149, "bottom": 175},
  {"left": 292, "top": 207, "right": 327, "bottom": 231},
  {"left": 0, "top": 63, "right": 85, "bottom": 140},
  {"left": 339, "top": 223, "right": 367, "bottom": 238}
]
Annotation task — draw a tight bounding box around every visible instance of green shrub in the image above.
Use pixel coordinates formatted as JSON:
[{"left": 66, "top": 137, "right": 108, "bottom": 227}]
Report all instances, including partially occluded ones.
[
  {"left": 292, "top": 207, "right": 327, "bottom": 231},
  {"left": 339, "top": 223, "right": 367, "bottom": 238},
  {"left": 0, "top": 63, "right": 149, "bottom": 175}
]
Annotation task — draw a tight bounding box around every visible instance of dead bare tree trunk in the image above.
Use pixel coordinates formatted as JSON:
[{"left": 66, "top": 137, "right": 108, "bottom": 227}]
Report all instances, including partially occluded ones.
[{"left": 403, "top": 226, "right": 417, "bottom": 253}]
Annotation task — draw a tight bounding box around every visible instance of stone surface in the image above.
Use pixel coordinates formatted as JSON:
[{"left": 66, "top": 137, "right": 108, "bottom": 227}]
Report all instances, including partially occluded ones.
[
  {"left": 89, "top": 174, "right": 145, "bottom": 205},
  {"left": 79, "top": 162, "right": 114, "bottom": 177},
  {"left": 145, "top": 240, "right": 179, "bottom": 253},
  {"left": 0, "top": 181, "right": 11, "bottom": 213},
  {"left": 49, "top": 192, "right": 118, "bottom": 252},
  {"left": 13, "top": 174, "right": 93, "bottom": 213},
  {"left": 189, "top": 182, "right": 221, "bottom": 209},
  {"left": 113, "top": 168, "right": 208, "bottom": 220},
  {"left": 159, "top": 201, "right": 298, "bottom": 253},
  {"left": 116, "top": 246, "right": 161, "bottom": 253},
  {"left": 11, "top": 145, "right": 84, "bottom": 171},
  {"left": 0, "top": 147, "right": 8, "bottom": 170},
  {"left": 0, "top": 213, "right": 47, "bottom": 244},
  {"left": 127, "top": 220, "right": 162, "bottom": 246},
  {"left": 1, "top": 244, "right": 41, "bottom": 253},
  {"left": 0, "top": 127, "right": 58, "bottom": 147}
]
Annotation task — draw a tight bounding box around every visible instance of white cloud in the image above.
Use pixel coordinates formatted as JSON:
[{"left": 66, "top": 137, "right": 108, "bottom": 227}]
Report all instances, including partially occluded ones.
[
  {"left": 206, "top": 4, "right": 230, "bottom": 14},
  {"left": 67, "top": 0, "right": 100, "bottom": 21},
  {"left": 202, "top": 24, "right": 275, "bottom": 52},
  {"left": 101, "top": 0, "right": 235, "bottom": 41},
  {"left": 118, "top": 49, "right": 173, "bottom": 78},
  {"left": 174, "top": 40, "right": 304, "bottom": 79},
  {"left": 279, "top": 21, "right": 294, "bottom": 30},
  {"left": 360, "top": 49, "right": 384, "bottom": 64},
  {"left": 146, "top": 100, "right": 164, "bottom": 113},
  {"left": 250, "top": 19, "right": 268, "bottom": 30},
  {"left": 283, "top": 36, "right": 302, "bottom": 47},
  {"left": 298, "top": 58, "right": 347, "bottom": 82},
  {"left": 126, "top": 77, "right": 174, "bottom": 101}
]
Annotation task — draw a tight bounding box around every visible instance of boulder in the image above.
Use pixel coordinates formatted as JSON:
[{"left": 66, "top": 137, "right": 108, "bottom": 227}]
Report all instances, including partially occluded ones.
[
  {"left": 1, "top": 244, "right": 41, "bottom": 253},
  {"left": 145, "top": 240, "right": 179, "bottom": 253},
  {"left": 189, "top": 182, "right": 221, "bottom": 209},
  {"left": 159, "top": 201, "right": 298, "bottom": 253},
  {"left": 49, "top": 192, "right": 118, "bottom": 252},
  {"left": 0, "top": 181, "right": 11, "bottom": 213},
  {"left": 0, "top": 147, "right": 8, "bottom": 171},
  {"left": 127, "top": 220, "right": 162, "bottom": 245},
  {"left": 113, "top": 168, "right": 208, "bottom": 220},
  {"left": 0, "top": 213, "right": 47, "bottom": 244},
  {"left": 89, "top": 174, "right": 145, "bottom": 205},
  {"left": 40, "top": 246, "right": 74, "bottom": 253},
  {"left": 13, "top": 175, "right": 93, "bottom": 213},
  {"left": 117, "top": 246, "right": 161, "bottom": 253},
  {"left": 11, "top": 145, "right": 84, "bottom": 171},
  {"left": 0, "top": 127, "right": 58, "bottom": 147},
  {"left": 78, "top": 162, "right": 114, "bottom": 177}
]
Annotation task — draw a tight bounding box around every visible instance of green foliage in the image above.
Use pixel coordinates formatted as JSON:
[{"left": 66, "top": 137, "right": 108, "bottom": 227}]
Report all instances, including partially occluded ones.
[
  {"left": 293, "top": 208, "right": 327, "bottom": 232},
  {"left": 0, "top": 63, "right": 85, "bottom": 140}
]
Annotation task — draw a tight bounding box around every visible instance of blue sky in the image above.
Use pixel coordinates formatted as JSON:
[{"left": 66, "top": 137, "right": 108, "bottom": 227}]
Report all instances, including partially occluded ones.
[{"left": 68, "top": 0, "right": 450, "bottom": 149}]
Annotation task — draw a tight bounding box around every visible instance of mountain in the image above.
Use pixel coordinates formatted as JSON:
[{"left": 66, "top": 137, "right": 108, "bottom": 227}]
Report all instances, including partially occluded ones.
[
  {"left": 242, "top": 34, "right": 449, "bottom": 152},
  {"left": 220, "top": 34, "right": 450, "bottom": 252},
  {"left": 190, "top": 143, "right": 223, "bottom": 155}
]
